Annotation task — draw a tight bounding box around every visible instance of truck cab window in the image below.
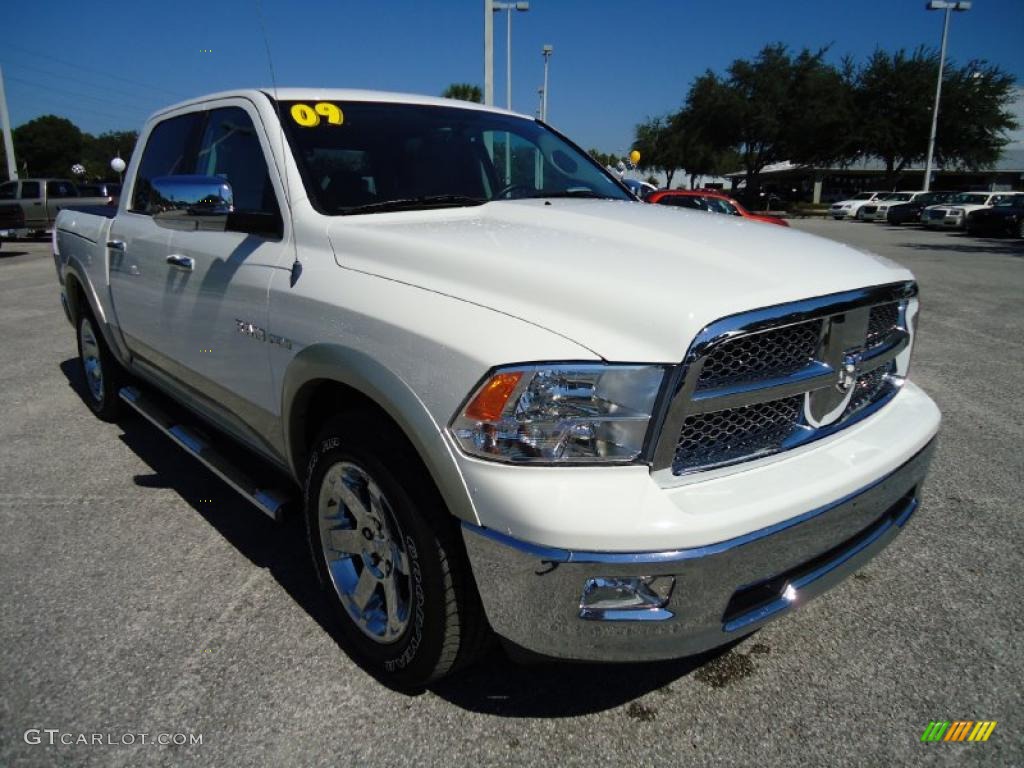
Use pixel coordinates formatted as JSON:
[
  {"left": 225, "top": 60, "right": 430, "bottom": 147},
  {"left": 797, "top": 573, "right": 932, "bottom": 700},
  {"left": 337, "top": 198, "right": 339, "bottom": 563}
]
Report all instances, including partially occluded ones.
[
  {"left": 20, "top": 181, "right": 40, "bottom": 199},
  {"left": 130, "top": 112, "right": 204, "bottom": 214},
  {"left": 194, "top": 107, "right": 281, "bottom": 221}
]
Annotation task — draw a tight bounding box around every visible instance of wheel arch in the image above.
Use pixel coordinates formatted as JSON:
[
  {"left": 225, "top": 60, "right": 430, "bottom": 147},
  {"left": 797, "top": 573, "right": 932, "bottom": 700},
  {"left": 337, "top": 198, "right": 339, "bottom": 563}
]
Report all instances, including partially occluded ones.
[
  {"left": 282, "top": 343, "right": 480, "bottom": 526},
  {"left": 63, "top": 259, "right": 133, "bottom": 361}
]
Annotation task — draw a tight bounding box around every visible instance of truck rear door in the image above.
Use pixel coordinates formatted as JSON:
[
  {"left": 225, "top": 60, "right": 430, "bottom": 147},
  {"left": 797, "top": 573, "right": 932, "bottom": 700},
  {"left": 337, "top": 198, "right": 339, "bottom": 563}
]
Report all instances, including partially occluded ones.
[
  {"left": 45, "top": 180, "right": 78, "bottom": 227},
  {"left": 19, "top": 180, "right": 44, "bottom": 229}
]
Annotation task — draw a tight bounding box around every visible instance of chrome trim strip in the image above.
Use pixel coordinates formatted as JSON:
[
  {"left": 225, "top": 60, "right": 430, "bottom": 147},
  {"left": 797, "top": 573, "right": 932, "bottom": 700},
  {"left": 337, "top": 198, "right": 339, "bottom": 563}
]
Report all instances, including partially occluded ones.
[
  {"left": 688, "top": 362, "right": 835, "bottom": 412},
  {"left": 579, "top": 607, "right": 674, "bottom": 622},
  {"left": 722, "top": 496, "right": 918, "bottom": 633},
  {"left": 462, "top": 440, "right": 924, "bottom": 566}
]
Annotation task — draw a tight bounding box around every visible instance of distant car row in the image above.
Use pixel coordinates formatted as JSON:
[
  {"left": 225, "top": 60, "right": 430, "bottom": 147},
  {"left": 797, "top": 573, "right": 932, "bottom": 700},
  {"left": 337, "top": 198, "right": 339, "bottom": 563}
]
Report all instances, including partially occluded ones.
[{"left": 830, "top": 190, "right": 1024, "bottom": 237}]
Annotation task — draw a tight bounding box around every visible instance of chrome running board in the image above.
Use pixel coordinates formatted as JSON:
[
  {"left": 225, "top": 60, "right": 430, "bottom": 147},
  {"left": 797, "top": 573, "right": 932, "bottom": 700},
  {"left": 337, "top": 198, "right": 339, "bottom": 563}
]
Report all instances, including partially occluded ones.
[{"left": 119, "top": 386, "right": 289, "bottom": 521}]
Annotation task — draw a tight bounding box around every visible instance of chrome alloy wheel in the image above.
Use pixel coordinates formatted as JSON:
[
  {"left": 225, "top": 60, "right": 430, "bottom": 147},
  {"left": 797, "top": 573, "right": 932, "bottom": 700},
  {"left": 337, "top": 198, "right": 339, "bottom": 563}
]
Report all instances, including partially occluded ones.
[
  {"left": 318, "top": 462, "right": 412, "bottom": 643},
  {"left": 79, "top": 317, "right": 104, "bottom": 403}
]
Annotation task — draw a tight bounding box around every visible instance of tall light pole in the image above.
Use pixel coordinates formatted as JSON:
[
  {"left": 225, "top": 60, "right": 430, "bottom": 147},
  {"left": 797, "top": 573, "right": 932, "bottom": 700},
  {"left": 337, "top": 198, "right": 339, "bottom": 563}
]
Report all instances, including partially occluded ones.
[
  {"left": 484, "top": 0, "right": 494, "bottom": 106},
  {"left": 541, "top": 44, "right": 553, "bottom": 122},
  {"left": 922, "top": 0, "right": 971, "bottom": 192},
  {"left": 491, "top": 1, "right": 529, "bottom": 110},
  {"left": 0, "top": 65, "right": 18, "bottom": 181}
]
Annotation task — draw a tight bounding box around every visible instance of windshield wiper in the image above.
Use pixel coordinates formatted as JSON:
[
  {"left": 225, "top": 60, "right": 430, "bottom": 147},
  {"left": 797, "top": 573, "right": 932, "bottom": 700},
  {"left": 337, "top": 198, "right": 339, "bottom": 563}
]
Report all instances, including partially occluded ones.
[
  {"left": 341, "top": 194, "right": 486, "bottom": 215},
  {"left": 523, "top": 189, "right": 615, "bottom": 200}
]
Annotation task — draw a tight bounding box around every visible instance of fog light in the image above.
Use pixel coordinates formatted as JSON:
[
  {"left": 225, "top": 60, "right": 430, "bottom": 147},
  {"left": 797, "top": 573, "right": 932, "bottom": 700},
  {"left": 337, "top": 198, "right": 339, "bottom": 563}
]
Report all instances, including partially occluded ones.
[{"left": 578, "top": 576, "right": 675, "bottom": 621}]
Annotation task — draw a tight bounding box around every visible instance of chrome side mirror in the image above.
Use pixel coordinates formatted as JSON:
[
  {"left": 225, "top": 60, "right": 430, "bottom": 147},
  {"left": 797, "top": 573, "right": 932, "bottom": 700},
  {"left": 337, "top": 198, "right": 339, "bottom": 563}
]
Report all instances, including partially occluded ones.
[{"left": 150, "top": 175, "right": 233, "bottom": 231}]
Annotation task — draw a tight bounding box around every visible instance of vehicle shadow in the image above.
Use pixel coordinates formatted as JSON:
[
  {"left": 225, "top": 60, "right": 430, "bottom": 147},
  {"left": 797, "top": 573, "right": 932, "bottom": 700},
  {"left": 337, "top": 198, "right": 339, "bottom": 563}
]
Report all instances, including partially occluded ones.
[
  {"left": 896, "top": 235, "right": 1024, "bottom": 256},
  {"left": 59, "top": 358, "right": 722, "bottom": 715}
]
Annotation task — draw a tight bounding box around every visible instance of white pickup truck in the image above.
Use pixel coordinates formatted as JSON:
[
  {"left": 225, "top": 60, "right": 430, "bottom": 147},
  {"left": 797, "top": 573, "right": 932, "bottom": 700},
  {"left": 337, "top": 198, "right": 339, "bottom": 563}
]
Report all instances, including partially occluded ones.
[{"left": 53, "top": 89, "right": 940, "bottom": 687}]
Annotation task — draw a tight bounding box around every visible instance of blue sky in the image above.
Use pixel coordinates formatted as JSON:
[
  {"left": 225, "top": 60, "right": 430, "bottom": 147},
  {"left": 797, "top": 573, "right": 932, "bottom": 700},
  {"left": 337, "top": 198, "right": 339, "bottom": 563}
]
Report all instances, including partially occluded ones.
[{"left": 2, "top": 0, "right": 1022, "bottom": 153}]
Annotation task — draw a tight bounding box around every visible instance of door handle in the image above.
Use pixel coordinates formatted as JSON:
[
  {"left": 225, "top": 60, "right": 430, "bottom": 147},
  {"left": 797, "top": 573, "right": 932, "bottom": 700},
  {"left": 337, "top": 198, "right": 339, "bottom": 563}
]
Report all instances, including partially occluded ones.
[
  {"left": 107, "top": 240, "right": 126, "bottom": 251},
  {"left": 166, "top": 254, "right": 194, "bottom": 271}
]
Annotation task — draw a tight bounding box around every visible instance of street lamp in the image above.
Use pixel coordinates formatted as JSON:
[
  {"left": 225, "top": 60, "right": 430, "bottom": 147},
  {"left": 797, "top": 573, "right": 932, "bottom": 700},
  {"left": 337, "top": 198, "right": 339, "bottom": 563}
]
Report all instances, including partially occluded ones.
[
  {"left": 541, "top": 44, "right": 553, "bottom": 122},
  {"left": 490, "top": 1, "right": 529, "bottom": 110},
  {"left": 922, "top": 0, "right": 971, "bottom": 192}
]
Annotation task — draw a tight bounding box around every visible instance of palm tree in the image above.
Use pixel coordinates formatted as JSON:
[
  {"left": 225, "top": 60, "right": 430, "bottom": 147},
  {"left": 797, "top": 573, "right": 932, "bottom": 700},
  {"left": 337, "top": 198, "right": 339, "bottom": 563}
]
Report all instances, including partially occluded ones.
[{"left": 442, "top": 83, "right": 483, "bottom": 103}]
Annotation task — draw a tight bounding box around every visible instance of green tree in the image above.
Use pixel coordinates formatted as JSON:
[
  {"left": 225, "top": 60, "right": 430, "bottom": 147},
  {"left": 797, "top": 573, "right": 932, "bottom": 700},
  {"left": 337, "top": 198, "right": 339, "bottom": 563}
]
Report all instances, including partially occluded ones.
[
  {"left": 442, "top": 83, "right": 483, "bottom": 103},
  {"left": 12, "top": 115, "right": 84, "bottom": 178},
  {"left": 82, "top": 130, "right": 138, "bottom": 180},
  {"left": 934, "top": 59, "right": 1018, "bottom": 170},
  {"left": 854, "top": 50, "right": 1017, "bottom": 185},
  {"left": 633, "top": 116, "right": 684, "bottom": 188},
  {"left": 587, "top": 148, "right": 621, "bottom": 168},
  {"left": 667, "top": 110, "right": 736, "bottom": 188},
  {"left": 680, "top": 44, "right": 856, "bottom": 196}
]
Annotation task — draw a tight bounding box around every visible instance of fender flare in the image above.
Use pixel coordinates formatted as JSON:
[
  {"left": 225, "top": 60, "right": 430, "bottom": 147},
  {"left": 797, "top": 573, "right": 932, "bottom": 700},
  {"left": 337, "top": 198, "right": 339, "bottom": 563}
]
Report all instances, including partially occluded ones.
[{"left": 281, "top": 343, "right": 480, "bottom": 525}]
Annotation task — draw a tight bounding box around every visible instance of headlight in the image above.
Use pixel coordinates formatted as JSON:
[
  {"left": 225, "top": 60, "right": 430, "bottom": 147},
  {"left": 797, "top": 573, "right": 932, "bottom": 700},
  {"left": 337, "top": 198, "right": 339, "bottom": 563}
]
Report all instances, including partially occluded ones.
[{"left": 450, "top": 364, "right": 666, "bottom": 464}]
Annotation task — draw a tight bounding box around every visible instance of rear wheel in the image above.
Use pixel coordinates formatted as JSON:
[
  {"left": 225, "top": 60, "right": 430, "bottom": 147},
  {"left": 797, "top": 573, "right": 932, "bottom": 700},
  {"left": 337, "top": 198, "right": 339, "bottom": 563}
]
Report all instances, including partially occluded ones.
[
  {"left": 304, "top": 412, "right": 488, "bottom": 687},
  {"left": 76, "top": 311, "right": 123, "bottom": 421}
]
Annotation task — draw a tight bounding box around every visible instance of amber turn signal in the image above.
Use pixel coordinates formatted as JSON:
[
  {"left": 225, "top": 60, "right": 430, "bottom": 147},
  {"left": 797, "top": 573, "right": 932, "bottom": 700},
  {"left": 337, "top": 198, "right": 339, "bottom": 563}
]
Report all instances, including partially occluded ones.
[{"left": 464, "top": 372, "right": 522, "bottom": 421}]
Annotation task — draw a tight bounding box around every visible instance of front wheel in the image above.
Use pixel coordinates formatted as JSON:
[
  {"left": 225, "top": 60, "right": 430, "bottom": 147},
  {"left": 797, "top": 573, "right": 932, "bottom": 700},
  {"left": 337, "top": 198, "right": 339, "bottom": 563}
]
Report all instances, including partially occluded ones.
[{"left": 304, "top": 413, "right": 488, "bottom": 687}]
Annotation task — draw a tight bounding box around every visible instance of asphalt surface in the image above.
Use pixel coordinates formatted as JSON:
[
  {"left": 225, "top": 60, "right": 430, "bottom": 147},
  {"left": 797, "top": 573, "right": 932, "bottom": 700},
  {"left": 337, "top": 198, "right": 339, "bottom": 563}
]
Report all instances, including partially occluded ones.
[{"left": 1, "top": 220, "right": 1022, "bottom": 767}]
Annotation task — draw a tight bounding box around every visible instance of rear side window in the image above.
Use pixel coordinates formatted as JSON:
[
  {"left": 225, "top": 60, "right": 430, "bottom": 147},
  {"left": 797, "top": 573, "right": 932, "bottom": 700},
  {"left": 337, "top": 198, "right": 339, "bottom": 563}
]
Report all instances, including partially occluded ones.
[
  {"left": 20, "top": 181, "right": 41, "bottom": 199},
  {"left": 46, "top": 180, "right": 77, "bottom": 197},
  {"left": 131, "top": 112, "right": 204, "bottom": 213},
  {"left": 658, "top": 195, "right": 706, "bottom": 210}
]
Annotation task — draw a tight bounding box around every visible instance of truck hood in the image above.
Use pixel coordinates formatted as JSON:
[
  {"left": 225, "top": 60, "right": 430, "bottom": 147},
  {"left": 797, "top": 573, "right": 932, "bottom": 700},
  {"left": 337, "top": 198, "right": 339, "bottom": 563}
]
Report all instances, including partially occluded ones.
[{"left": 327, "top": 199, "right": 913, "bottom": 362}]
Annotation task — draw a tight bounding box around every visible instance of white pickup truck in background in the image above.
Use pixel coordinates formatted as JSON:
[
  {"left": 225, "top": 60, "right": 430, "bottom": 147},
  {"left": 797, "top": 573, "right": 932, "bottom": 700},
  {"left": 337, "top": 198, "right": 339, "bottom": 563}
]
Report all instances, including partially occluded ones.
[{"left": 53, "top": 89, "right": 940, "bottom": 687}]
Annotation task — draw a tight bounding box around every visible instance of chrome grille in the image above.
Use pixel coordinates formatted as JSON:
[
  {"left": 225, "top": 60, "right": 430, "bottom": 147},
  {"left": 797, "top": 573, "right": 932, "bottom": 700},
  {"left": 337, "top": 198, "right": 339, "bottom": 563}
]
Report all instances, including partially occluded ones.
[
  {"left": 696, "top": 320, "right": 822, "bottom": 389},
  {"left": 866, "top": 303, "right": 899, "bottom": 348},
  {"left": 673, "top": 396, "right": 803, "bottom": 474},
  {"left": 653, "top": 283, "right": 916, "bottom": 479},
  {"left": 847, "top": 361, "right": 896, "bottom": 416}
]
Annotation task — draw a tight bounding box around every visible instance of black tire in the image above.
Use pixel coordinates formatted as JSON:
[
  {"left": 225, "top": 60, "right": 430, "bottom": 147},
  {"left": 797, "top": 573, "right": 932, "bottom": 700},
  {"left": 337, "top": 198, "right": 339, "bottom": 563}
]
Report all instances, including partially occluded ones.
[
  {"left": 1017, "top": 220, "right": 1024, "bottom": 239},
  {"left": 76, "top": 310, "right": 123, "bottom": 421},
  {"left": 303, "top": 412, "right": 488, "bottom": 687},
  {"left": 855, "top": 208, "right": 865, "bottom": 221}
]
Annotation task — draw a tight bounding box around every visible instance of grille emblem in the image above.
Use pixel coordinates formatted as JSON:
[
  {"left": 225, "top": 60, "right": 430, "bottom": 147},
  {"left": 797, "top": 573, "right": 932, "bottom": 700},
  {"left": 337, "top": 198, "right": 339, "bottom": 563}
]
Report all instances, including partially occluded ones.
[
  {"left": 836, "top": 350, "right": 864, "bottom": 395},
  {"left": 805, "top": 311, "right": 871, "bottom": 428}
]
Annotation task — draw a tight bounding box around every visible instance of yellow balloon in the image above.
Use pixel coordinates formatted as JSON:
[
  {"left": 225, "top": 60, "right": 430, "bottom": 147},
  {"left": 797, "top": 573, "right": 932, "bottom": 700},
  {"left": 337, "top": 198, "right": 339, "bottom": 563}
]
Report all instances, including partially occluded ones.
[{"left": 629, "top": 150, "right": 641, "bottom": 165}]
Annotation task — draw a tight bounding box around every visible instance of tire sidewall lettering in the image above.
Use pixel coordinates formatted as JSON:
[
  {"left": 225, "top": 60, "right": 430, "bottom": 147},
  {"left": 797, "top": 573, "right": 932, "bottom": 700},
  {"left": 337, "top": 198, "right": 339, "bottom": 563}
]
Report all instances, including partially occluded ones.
[{"left": 384, "top": 536, "right": 425, "bottom": 672}]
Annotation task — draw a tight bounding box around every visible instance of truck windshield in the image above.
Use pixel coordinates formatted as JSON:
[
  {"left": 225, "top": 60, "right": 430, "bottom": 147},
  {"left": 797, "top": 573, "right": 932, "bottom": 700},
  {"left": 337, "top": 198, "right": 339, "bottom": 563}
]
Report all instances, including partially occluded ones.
[{"left": 274, "top": 100, "right": 631, "bottom": 215}]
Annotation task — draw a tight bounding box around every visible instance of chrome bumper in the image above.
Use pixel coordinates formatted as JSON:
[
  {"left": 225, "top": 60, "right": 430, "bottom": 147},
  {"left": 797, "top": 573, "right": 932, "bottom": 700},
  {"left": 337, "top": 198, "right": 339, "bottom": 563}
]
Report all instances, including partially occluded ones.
[{"left": 462, "top": 439, "right": 935, "bottom": 662}]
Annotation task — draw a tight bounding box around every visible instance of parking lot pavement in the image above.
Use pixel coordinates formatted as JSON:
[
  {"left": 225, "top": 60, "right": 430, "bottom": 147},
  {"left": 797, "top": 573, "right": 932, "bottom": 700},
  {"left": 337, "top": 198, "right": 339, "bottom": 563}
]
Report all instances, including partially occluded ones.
[{"left": 1, "top": 224, "right": 1021, "bottom": 768}]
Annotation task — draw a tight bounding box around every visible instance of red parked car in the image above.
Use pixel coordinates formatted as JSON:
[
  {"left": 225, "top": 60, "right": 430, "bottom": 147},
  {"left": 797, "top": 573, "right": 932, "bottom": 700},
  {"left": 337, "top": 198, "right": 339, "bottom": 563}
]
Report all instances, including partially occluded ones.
[{"left": 645, "top": 189, "right": 789, "bottom": 226}]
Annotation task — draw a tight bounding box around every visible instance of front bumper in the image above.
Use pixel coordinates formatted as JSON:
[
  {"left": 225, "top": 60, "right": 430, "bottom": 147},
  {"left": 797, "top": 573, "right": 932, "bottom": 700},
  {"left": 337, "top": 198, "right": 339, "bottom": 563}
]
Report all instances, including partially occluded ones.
[{"left": 463, "top": 439, "right": 935, "bottom": 662}]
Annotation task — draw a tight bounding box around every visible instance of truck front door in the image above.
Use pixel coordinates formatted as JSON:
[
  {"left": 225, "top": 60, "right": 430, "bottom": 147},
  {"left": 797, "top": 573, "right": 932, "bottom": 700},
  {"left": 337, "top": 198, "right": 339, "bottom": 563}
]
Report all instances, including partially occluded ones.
[{"left": 159, "top": 102, "right": 290, "bottom": 441}]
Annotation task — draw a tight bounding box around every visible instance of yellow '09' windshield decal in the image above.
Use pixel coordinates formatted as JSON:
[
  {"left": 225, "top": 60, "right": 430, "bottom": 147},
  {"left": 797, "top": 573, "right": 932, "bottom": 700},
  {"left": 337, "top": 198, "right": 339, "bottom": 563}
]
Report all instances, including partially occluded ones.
[{"left": 290, "top": 103, "right": 344, "bottom": 127}]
